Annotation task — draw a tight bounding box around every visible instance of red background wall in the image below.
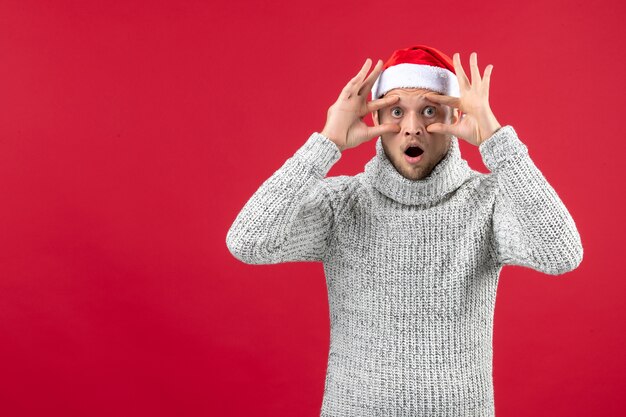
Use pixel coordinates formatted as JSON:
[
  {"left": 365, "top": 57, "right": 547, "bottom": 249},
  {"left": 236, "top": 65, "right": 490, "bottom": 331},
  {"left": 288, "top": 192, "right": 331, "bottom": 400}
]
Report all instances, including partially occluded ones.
[{"left": 0, "top": 0, "right": 624, "bottom": 416}]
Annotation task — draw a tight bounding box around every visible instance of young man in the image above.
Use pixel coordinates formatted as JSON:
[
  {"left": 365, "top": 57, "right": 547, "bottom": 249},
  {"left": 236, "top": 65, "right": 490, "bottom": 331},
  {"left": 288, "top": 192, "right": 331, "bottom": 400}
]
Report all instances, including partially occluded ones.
[{"left": 226, "top": 45, "right": 583, "bottom": 417}]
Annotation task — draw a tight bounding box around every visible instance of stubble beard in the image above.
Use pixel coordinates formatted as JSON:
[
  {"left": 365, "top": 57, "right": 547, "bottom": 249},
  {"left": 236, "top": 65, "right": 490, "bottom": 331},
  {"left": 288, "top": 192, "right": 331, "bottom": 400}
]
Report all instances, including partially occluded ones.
[{"left": 382, "top": 137, "right": 451, "bottom": 181}]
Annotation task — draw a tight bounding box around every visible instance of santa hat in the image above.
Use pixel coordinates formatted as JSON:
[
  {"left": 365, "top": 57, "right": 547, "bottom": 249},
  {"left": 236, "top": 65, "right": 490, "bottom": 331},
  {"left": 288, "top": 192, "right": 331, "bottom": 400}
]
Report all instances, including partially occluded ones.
[{"left": 371, "top": 45, "right": 460, "bottom": 100}]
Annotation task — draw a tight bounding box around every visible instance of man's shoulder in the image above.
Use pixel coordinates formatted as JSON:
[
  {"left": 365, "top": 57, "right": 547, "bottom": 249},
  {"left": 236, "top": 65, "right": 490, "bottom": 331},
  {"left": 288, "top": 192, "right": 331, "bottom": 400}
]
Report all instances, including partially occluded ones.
[
  {"left": 318, "top": 174, "right": 367, "bottom": 213},
  {"left": 462, "top": 168, "right": 499, "bottom": 198},
  {"left": 321, "top": 173, "right": 362, "bottom": 192},
  {"left": 463, "top": 167, "right": 496, "bottom": 183}
]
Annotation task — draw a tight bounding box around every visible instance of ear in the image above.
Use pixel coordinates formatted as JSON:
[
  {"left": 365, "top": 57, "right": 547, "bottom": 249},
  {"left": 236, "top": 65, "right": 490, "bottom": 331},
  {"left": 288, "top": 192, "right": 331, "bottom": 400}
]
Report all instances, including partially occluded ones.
[
  {"left": 450, "top": 107, "right": 459, "bottom": 124},
  {"left": 372, "top": 108, "right": 380, "bottom": 126}
]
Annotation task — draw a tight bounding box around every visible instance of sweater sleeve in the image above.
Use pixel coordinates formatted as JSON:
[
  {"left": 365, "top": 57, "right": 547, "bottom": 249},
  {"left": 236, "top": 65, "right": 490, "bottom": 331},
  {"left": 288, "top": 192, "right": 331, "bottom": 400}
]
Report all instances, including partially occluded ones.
[
  {"left": 225, "top": 132, "right": 343, "bottom": 265},
  {"left": 478, "top": 125, "right": 584, "bottom": 275}
]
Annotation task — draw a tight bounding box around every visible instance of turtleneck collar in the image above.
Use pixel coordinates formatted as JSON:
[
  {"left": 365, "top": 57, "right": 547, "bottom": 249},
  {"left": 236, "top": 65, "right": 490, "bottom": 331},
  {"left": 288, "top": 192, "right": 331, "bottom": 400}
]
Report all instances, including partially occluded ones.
[{"left": 363, "top": 136, "right": 473, "bottom": 206}]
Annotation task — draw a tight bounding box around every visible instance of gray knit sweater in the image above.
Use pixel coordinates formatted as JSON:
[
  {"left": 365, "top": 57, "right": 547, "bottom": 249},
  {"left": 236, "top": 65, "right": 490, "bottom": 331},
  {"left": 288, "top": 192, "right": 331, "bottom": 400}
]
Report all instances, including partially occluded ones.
[{"left": 226, "top": 125, "right": 583, "bottom": 417}]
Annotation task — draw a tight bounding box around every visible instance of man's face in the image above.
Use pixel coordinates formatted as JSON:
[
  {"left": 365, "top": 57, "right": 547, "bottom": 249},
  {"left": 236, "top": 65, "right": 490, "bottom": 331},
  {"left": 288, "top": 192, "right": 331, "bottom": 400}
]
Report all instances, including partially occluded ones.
[{"left": 372, "top": 88, "right": 458, "bottom": 181}]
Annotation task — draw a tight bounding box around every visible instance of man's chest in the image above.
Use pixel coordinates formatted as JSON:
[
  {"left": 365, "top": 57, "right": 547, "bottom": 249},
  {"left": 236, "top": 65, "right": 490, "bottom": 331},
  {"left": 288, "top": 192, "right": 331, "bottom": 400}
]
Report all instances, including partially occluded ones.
[{"left": 325, "top": 190, "right": 497, "bottom": 282}]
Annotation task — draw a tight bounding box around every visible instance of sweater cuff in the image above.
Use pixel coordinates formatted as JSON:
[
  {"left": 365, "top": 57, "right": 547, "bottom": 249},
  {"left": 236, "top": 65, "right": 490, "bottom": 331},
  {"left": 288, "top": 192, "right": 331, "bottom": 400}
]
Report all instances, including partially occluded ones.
[
  {"left": 293, "top": 132, "right": 342, "bottom": 177},
  {"left": 478, "top": 125, "right": 529, "bottom": 171}
]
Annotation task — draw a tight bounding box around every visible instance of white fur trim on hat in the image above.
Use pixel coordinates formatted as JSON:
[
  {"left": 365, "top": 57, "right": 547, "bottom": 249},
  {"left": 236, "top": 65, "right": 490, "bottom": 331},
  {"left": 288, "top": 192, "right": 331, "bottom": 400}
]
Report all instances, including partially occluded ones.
[{"left": 371, "top": 63, "right": 460, "bottom": 100}]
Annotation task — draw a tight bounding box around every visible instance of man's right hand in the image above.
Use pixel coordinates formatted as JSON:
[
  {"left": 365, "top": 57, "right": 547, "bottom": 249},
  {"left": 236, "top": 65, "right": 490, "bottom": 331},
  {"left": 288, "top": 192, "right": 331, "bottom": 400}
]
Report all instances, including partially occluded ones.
[{"left": 321, "top": 58, "right": 402, "bottom": 152}]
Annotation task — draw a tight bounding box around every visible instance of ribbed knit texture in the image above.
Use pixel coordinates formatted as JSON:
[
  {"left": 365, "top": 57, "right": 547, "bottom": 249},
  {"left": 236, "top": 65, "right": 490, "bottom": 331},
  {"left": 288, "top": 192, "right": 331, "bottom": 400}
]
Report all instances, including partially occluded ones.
[{"left": 226, "top": 125, "right": 583, "bottom": 416}]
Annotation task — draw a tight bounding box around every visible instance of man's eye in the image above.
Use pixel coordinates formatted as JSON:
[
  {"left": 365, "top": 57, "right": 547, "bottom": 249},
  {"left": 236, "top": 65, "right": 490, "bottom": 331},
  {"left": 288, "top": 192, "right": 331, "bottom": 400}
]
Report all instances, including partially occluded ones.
[
  {"left": 423, "top": 106, "right": 436, "bottom": 117},
  {"left": 391, "top": 107, "right": 403, "bottom": 117}
]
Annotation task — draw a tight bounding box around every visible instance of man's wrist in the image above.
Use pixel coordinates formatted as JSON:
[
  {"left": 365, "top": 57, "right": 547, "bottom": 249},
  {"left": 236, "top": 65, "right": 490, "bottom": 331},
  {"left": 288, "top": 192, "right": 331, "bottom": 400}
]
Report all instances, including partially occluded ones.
[
  {"left": 477, "top": 109, "right": 502, "bottom": 145},
  {"left": 320, "top": 130, "right": 345, "bottom": 152}
]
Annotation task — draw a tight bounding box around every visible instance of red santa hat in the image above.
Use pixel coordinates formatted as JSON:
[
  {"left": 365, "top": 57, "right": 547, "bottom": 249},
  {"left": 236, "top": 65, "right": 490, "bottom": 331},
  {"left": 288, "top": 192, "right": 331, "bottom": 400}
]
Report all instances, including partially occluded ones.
[{"left": 371, "top": 44, "right": 460, "bottom": 100}]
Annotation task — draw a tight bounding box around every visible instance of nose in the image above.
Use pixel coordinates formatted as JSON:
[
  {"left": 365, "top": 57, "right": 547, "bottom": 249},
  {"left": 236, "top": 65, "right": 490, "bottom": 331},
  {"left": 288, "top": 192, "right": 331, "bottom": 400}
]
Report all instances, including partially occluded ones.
[{"left": 402, "top": 112, "right": 424, "bottom": 136}]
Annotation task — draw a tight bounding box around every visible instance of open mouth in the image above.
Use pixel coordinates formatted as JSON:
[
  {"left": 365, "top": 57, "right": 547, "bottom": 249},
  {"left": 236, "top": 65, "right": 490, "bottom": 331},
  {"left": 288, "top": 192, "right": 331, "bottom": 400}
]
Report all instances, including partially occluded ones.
[{"left": 404, "top": 146, "right": 424, "bottom": 157}]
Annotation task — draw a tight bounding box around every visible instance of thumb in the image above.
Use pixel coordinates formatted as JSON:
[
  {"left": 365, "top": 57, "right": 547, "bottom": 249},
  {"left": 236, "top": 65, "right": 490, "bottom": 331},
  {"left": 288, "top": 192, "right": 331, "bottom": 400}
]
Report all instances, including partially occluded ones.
[
  {"left": 426, "top": 122, "right": 455, "bottom": 135},
  {"left": 368, "top": 123, "right": 401, "bottom": 139}
]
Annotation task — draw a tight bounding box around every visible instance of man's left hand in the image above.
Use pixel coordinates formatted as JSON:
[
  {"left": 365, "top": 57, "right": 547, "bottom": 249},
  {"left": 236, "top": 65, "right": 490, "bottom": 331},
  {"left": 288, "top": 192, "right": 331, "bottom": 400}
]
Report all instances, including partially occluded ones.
[{"left": 425, "top": 52, "right": 501, "bottom": 146}]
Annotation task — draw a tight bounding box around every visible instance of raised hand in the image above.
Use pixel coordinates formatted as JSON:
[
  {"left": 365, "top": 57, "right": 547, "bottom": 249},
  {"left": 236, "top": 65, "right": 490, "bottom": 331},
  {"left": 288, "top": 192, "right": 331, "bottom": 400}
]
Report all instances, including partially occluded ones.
[
  {"left": 425, "top": 52, "right": 502, "bottom": 146},
  {"left": 321, "top": 58, "right": 401, "bottom": 151}
]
